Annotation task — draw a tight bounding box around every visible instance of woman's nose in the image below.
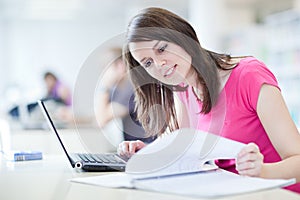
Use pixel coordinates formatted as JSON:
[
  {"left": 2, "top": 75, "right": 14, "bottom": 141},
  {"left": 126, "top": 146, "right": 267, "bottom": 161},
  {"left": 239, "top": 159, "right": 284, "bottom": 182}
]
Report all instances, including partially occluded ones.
[{"left": 156, "top": 58, "right": 166, "bottom": 68}]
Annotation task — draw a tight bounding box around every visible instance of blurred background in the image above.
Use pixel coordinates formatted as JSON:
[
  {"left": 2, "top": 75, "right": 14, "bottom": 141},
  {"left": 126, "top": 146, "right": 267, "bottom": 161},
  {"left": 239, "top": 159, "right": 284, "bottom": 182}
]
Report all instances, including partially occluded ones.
[{"left": 0, "top": 0, "right": 300, "bottom": 127}]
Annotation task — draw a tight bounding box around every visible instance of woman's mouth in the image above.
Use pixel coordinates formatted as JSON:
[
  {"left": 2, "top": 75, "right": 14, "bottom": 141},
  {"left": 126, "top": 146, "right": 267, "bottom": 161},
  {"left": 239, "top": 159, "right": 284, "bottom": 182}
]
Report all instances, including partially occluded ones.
[{"left": 163, "top": 65, "right": 177, "bottom": 78}]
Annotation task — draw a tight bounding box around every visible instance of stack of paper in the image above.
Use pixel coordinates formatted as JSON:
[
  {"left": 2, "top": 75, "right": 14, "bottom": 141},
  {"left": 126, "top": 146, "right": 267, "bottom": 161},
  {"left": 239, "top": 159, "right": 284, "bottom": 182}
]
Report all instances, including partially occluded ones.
[{"left": 71, "top": 128, "right": 295, "bottom": 198}]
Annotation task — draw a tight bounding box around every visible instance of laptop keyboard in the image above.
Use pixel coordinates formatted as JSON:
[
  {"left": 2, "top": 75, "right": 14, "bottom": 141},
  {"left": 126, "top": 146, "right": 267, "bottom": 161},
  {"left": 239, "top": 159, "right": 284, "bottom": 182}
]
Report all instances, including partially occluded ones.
[{"left": 78, "top": 153, "right": 124, "bottom": 164}]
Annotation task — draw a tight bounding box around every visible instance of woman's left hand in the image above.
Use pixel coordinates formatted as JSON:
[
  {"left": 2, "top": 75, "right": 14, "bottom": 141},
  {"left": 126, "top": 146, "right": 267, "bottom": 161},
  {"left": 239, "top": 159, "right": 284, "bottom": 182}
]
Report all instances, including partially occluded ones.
[{"left": 236, "top": 142, "right": 264, "bottom": 177}]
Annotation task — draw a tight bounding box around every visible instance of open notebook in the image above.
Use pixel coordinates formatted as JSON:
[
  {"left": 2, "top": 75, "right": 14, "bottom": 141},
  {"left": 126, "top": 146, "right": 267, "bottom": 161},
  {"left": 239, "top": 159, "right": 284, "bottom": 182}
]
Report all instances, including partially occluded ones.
[{"left": 72, "top": 128, "right": 295, "bottom": 198}]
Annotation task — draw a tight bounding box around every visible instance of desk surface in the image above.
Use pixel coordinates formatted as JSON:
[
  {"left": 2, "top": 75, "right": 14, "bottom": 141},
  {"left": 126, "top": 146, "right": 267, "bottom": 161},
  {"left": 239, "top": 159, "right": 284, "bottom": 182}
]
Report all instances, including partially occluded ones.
[
  {"left": 1, "top": 155, "right": 300, "bottom": 200},
  {"left": 1, "top": 129, "right": 300, "bottom": 200}
]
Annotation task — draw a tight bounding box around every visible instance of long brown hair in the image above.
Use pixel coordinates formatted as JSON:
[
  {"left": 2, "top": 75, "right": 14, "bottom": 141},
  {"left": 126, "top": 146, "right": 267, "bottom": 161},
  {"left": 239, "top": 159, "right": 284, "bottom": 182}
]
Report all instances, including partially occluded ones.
[{"left": 124, "top": 7, "right": 236, "bottom": 137}]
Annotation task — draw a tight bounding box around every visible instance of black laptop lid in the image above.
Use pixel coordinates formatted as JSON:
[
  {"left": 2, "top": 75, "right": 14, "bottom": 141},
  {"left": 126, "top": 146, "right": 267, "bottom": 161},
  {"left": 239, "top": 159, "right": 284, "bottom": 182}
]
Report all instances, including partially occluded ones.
[{"left": 38, "top": 100, "right": 75, "bottom": 166}]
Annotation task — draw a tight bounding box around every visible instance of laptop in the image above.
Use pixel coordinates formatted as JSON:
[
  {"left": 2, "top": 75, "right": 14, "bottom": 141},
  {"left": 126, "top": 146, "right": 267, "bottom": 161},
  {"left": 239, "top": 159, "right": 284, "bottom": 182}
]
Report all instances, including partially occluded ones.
[{"left": 38, "top": 100, "right": 127, "bottom": 172}]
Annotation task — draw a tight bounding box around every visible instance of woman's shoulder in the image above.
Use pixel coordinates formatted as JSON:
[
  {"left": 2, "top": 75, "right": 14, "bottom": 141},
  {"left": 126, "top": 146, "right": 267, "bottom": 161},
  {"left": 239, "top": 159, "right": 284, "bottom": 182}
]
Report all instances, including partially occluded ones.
[
  {"left": 231, "top": 56, "right": 278, "bottom": 87},
  {"left": 233, "top": 56, "right": 270, "bottom": 75},
  {"left": 238, "top": 56, "right": 267, "bottom": 67}
]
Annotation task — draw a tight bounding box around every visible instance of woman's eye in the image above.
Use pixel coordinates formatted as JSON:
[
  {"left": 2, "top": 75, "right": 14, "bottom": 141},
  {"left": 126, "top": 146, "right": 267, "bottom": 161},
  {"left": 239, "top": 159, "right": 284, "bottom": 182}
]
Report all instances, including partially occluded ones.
[
  {"left": 144, "top": 59, "right": 152, "bottom": 68},
  {"left": 158, "top": 44, "right": 167, "bottom": 53}
]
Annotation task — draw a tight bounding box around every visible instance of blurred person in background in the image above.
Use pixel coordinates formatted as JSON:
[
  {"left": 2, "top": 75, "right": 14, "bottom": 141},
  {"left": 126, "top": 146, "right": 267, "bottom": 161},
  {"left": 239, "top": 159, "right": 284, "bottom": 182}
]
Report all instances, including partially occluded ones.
[
  {"left": 8, "top": 71, "right": 73, "bottom": 126},
  {"left": 44, "top": 71, "right": 72, "bottom": 106},
  {"left": 96, "top": 48, "right": 155, "bottom": 144},
  {"left": 42, "top": 71, "right": 74, "bottom": 124}
]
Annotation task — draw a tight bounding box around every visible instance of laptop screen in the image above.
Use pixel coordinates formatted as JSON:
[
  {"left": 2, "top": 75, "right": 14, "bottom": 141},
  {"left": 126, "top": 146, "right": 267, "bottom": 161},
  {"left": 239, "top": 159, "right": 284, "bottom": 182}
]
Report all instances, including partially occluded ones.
[{"left": 38, "top": 100, "right": 74, "bottom": 164}]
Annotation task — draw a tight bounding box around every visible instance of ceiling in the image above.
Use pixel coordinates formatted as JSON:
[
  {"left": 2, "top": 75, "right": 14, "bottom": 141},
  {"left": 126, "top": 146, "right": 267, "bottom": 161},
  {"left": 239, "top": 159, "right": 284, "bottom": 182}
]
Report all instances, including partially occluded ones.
[
  {"left": 0, "top": 0, "right": 295, "bottom": 24},
  {"left": 0, "top": 0, "right": 188, "bottom": 21},
  {"left": 0, "top": 0, "right": 295, "bottom": 28}
]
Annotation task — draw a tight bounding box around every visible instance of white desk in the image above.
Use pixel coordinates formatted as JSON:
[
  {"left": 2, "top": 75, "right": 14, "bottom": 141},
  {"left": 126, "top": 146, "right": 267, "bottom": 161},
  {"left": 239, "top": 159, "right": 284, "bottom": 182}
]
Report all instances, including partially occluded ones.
[
  {"left": 1, "top": 155, "right": 300, "bottom": 200},
  {"left": 1, "top": 128, "right": 300, "bottom": 200}
]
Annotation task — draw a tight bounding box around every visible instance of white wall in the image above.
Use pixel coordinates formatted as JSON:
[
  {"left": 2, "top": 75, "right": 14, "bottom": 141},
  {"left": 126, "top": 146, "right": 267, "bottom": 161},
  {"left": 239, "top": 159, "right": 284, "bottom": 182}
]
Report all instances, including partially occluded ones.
[
  {"left": 0, "top": 20, "right": 6, "bottom": 93},
  {"left": 0, "top": 17, "right": 125, "bottom": 110},
  {"left": 188, "top": 0, "right": 254, "bottom": 52},
  {"left": 0, "top": 1, "right": 189, "bottom": 118},
  {"left": 0, "top": 19, "right": 13, "bottom": 115}
]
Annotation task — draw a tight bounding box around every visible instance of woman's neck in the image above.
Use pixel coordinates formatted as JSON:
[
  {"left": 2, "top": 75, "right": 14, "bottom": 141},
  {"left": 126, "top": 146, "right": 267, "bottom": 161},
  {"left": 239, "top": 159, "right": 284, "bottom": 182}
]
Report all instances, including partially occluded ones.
[
  {"left": 189, "top": 66, "right": 233, "bottom": 101},
  {"left": 217, "top": 68, "right": 232, "bottom": 92},
  {"left": 188, "top": 58, "right": 241, "bottom": 102}
]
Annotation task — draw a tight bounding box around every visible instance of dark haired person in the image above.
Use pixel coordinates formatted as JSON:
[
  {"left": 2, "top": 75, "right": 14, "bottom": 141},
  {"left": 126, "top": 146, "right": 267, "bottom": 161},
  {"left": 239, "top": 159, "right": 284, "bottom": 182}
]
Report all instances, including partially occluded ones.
[
  {"left": 118, "top": 7, "right": 300, "bottom": 193},
  {"left": 44, "top": 71, "right": 72, "bottom": 106},
  {"left": 8, "top": 71, "right": 72, "bottom": 121}
]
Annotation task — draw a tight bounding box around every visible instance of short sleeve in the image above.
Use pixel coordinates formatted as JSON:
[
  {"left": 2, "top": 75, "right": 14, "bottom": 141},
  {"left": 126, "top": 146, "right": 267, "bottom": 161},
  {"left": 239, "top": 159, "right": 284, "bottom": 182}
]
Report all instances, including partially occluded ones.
[{"left": 238, "top": 58, "right": 280, "bottom": 111}]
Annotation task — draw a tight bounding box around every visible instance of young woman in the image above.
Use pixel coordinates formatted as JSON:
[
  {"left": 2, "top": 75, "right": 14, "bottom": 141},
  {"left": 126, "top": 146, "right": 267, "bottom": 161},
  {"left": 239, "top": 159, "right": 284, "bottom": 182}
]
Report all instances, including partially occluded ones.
[{"left": 118, "top": 7, "right": 300, "bottom": 193}]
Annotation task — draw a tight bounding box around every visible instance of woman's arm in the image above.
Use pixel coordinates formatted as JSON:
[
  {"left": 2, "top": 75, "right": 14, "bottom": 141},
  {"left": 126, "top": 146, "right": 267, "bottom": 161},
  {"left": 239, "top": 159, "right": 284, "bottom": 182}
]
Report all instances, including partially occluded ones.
[
  {"left": 96, "top": 91, "right": 128, "bottom": 128},
  {"left": 237, "top": 84, "right": 300, "bottom": 181}
]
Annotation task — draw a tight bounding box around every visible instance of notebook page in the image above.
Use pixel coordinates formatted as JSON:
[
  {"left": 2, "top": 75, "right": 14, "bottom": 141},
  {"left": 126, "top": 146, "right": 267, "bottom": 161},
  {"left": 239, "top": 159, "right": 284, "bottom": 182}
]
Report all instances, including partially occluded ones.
[
  {"left": 132, "top": 169, "right": 295, "bottom": 198},
  {"left": 126, "top": 128, "right": 245, "bottom": 179}
]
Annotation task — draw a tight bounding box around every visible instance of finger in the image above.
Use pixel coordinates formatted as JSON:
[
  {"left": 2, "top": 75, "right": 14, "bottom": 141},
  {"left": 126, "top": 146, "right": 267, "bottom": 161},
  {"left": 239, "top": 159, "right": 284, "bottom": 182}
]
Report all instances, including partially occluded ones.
[
  {"left": 119, "top": 142, "right": 130, "bottom": 157},
  {"left": 128, "top": 142, "right": 138, "bottom": 155},
  {"left": 238, "top": 143, "right": 259, "bottom": 157},
  {"left": 117, "top": 145, "right": 123, "bottom": 156},
  {"left": 117, "top": 143, "right": 123, "bottom": 155},
  {"left": 237, "top": 159, "right": 263, "bottom": 176},
  {"left": 117, "top": 144, "right": 121, "bottom": 155},
  {"left": 236, "top": 153, "right": 259, "bottom": 164},
  {"left": 238, "top": 167, "right": 258, "bottom": 177},
  {"left": 236, "top": 161, "right": 255, "bottom": 171},
  {"left": 134, "top": 140, "right": 143, "bottom": 151}
]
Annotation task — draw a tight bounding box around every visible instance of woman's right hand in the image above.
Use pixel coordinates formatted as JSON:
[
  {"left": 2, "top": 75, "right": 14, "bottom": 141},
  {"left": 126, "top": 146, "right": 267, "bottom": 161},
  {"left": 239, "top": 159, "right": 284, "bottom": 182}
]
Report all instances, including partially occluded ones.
[{"left": 117, "top": 140, "right": 146, "bottom": 158}]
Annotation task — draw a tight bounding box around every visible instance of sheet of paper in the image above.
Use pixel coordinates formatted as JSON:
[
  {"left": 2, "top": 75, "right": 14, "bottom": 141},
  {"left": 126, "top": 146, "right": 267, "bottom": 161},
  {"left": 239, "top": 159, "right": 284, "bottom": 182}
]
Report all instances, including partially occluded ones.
[
  {"left": 132, "top": 169, "right": 295, "bottom": 198},
  {"left": 71, "top": 173, "right": 133, "bottom": 188},
  {"left": 126, "top": 128, "right": 246, "bottom": 179},
  {"left": 71, "top": 170, "right": 295, "bottom": 198}
]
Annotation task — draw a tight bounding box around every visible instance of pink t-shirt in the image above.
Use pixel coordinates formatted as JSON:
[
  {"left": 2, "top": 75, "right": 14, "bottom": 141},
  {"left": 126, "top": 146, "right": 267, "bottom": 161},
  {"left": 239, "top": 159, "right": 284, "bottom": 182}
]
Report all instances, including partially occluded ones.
[{"left": 177, "top": 57, "right": 300, "bottom": 193}]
